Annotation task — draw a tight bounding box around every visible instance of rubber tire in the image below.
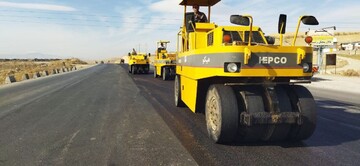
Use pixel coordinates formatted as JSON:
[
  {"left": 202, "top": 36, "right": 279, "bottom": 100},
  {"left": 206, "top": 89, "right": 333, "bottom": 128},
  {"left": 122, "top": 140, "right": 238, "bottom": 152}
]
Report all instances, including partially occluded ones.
[
  {"left": 286, "top": 85, "right": 317, "bottom": 141},
  {"left": 169, "top": 67, "right": 175, "bottom": 80},
  {"left": 237, "top": 86, "right": 267, "bottom": 142},
  {"left": 206, "top": 84, "right": 238, "bottom": 144},
  {"left": 174, "top": 75, "right": 185, "bottom": 107},
  {"left": 153, "top": 67, "right": 157, "bottom": 78},
  {"left": 162, "top": 67, "right": 169, "bottom": 81},
  {"left": 144, "top": 66, "right": 149, "bottom": 74},
  {"left": 263, "top": 86, "right": 292, "bottom": 141},
  {"left": 131, "top": 66, "right": 135, "bottom": 75}
]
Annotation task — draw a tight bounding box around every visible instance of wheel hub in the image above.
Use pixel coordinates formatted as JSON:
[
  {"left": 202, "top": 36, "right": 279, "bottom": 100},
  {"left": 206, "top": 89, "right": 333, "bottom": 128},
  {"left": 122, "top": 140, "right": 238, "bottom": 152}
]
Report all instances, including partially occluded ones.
[{"left": 207, "top": 96, "right": 219, "bottom": 131}]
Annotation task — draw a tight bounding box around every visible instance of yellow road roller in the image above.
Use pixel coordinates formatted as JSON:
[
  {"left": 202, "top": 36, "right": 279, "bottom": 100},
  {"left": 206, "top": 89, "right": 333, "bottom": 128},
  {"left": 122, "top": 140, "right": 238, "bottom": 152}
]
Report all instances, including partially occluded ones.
[
  {"left": 175, "top": 0, "right": 319, "bottom": 143},
  {"left": 128, "top": 49, "right": 150, "bottom": 74},
  {"left": 153, "top": 40, "right": 177, "bottom": 80}
]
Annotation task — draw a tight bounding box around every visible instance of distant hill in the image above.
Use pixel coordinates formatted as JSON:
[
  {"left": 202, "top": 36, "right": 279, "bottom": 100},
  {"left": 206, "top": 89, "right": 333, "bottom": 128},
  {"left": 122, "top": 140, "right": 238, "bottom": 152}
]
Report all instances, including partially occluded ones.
[{"left": 0, "top": 53, "right": 64, "bottom": 59}]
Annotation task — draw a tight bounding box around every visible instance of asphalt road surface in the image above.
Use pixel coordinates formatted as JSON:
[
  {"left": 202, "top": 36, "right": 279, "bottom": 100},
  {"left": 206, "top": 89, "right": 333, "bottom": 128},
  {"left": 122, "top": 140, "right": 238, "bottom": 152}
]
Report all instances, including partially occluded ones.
[
  {"left": 0, "top": 64, "right": 196, "bottom": 166},
  {"left": 1, "top": 64, "right": 359, "bottom": 166}
]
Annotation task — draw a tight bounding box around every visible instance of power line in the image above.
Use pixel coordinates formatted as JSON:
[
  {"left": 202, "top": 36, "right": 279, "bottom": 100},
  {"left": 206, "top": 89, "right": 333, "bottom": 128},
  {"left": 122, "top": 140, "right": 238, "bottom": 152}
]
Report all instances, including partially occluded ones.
[
  {"left": 0, "top": 9, "right": 182, "bottom": 21},
  {"left": 0, "top": 19, "right": 179, "bottom": 30},
  {"left": 2, "top": 9, "right": 359, "bottom": 25},
  {"left": 1, "top": 19, "right": 359, "bottom": 31},
  {"left": 0, "top": 14, "right": 180, "bottom": 25},
  {"left": 0, "top": 13, "right": 359, "bottom": 31}
]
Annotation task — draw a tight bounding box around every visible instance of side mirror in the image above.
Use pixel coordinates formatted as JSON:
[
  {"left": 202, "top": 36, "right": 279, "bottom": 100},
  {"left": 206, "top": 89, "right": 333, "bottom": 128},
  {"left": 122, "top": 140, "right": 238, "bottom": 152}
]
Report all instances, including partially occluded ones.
[
  {"left": 128, "top": 53, "right": 130, "bottom": 56},
  {"left": 230, "top": 15, "right": 250, "bottom": 26},
  {"left": 265, "top": 36, "right": 275, "bottom": 45},
  {"left": 278, "top": 14, "right": 287, "bottom": 34},
  {"left": 301, "top": 16, "right": 319, "bottom": 25}
]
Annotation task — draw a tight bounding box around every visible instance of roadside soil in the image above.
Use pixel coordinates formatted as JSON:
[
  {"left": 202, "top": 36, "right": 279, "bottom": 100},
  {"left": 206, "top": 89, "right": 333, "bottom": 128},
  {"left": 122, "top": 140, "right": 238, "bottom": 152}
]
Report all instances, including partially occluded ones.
[
  {"left": 0, "top": 58, "right": 88, "bottom": 84},
  {"left": 320, "top": 55, "right": 360, "bottom": 76}
]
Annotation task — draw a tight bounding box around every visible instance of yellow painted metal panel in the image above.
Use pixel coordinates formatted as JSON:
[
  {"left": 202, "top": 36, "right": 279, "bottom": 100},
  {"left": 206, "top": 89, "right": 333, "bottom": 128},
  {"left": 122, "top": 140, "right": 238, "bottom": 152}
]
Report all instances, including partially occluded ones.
[
  {"left": 179, "top": 66, "right": 312, "bottom": 79},
  {"left": 195, "top": 23, "right": 216, "bottom": 30},
  {"left": 196, "top": 32, "right": 208, "bottom": 49},
  {"left": 154, "top": 64, "right": 176, "bottom": 76},
  {"left": 178, "top": 45, "right": 313, "bottom": 58},
  {"left": 180, "top": 75, "right": 198, "bottom": 112},
  {"left": 128, "top": 53, "right": 150, "bottom": 65}
]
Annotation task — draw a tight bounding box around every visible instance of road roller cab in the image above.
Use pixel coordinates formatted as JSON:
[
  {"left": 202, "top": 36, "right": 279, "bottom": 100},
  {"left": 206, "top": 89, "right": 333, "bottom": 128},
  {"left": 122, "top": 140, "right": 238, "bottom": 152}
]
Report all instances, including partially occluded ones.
[
  {"left": 175, "top": 0, "right": 319, "bottom": 143},
  {"left": 128, "top": 49, "right": 150, "bottom": 74},
  {"left": 153, "top": 40, "right": 177, "bottom": 80}
]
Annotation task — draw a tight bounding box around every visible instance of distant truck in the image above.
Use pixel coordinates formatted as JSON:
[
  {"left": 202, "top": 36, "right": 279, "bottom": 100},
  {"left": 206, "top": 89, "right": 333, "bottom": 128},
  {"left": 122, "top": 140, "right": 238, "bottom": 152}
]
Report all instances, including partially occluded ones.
[{"left": 128, "top": 49, "right": 150, "bottom": 74}]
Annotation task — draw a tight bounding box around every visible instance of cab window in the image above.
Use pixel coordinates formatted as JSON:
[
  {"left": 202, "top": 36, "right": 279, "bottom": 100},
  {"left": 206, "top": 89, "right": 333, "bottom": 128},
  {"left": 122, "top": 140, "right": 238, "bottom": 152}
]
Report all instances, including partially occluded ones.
[
  {"left": 244, "top": 31, "right": 265, "bottom": 44},
  {"left": 222, "top": 31, "right": 242, "bottom": 44}
]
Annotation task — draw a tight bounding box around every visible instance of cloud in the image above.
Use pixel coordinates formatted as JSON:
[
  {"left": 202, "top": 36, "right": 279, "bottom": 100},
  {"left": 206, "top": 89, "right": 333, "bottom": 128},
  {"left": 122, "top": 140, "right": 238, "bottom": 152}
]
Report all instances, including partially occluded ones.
[
  {"left": 0, "top": 1, "right": 76, "bottom": 11},
  {"left": 149, "top": 0, "right": 182, "bottom": 14}
]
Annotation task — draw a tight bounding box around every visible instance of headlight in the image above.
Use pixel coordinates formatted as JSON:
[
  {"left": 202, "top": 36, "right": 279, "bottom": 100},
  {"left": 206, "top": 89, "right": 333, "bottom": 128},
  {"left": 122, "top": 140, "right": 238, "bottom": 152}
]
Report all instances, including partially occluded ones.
[
  {"left": 303, "top": 63, "right": 311, "bottom": 73},
  {"left": 225, "top": 62, "right": 239, "bottom": 73}
]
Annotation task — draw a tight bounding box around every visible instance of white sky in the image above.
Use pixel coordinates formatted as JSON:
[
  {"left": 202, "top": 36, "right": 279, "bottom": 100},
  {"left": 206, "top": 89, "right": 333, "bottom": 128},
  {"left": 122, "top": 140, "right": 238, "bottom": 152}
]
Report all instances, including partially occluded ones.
[{"left": 0, "top": 0, "right": 359, "bottom": 60}]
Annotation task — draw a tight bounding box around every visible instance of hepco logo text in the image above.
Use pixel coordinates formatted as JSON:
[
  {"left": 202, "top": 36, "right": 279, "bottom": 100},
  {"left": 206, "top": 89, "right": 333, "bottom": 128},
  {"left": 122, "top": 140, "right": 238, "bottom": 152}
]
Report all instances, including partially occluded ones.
[{"left": 259, "top": 56, "right": 287, "bottom": 64}]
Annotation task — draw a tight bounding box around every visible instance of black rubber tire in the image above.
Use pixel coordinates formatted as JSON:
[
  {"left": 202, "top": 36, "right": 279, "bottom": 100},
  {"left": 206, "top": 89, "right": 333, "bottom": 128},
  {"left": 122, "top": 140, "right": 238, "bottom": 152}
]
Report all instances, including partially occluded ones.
[
  {"left": 153, "top": 67, "right": 157, "bottom": 78},
  {"left": 144, "top": 66, "right": 149, "bottom": 74},
  {"left": 236, "top": 86, "right": 267, "bottom": 142},
  {"left": 131, "top": 66, "right": 135, "bottom": 75},
  {"left": 285, "top": 85, "right": 317, "bottom": 141},
  {"left": 170, "top": 67, "right": 176, "bottom": 80},
  {"left": 205, "top": 84, "right": 238, "bottom": 144},
  {"left": 174, "top": 75, "right": 185, "bottom": 107},
  {"left": 263, "top": 86, "right": 292, "bottom": 141},
  {"left": 162, "top": 67, "right": 169, "bottom": 81}
]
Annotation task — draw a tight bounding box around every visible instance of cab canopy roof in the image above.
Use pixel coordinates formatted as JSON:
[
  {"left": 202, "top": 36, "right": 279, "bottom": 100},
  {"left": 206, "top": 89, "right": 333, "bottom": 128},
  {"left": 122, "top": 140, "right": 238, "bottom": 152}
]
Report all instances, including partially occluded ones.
[{"left": 179, "top": 0, "right": 220, "bottom": 6}]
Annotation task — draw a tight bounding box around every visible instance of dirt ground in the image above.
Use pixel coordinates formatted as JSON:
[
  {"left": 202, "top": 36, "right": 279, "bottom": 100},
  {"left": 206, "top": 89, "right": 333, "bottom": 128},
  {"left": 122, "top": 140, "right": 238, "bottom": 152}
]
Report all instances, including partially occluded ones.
[
  {"left": 0, "top": 58, "right": 87, "bottom": 84},
  {"left": 322, "top": 55, "right": 360, "bottom": 76}
]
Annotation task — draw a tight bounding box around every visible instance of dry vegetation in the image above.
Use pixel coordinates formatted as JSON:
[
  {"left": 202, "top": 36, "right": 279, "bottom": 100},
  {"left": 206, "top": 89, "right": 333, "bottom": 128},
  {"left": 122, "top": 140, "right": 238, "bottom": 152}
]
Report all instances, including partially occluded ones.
[
  {"left": 0, "top": 58, "right": 87, "bottom": 84},
  {"left": 341, "top": 69, "right": 360, "bottom": 76},
  {"left": 325, "top": 58, "right": 348, "bottom": 69},
  {"left": 338, "top": 54, "right": 360, "bottom": 61}
]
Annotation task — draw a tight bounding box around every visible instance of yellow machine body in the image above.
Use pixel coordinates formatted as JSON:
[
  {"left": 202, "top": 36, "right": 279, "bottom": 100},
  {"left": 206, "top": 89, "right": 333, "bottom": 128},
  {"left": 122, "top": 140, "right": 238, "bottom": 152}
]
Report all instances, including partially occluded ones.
[
  {"left": 128, "top": 53, "right": 149, "bottom": 65},
  {"left": 175, "top": 0, "right": 319, "bottom": 143},
  {"left": 177, "top": 2, "right": 314, "bottom": 112},
  {"left": 153, "top": 41, "right": 177, "bottom": 80},
  {"left": 128, "top": 52, "right": 150, "bottom": 74}
]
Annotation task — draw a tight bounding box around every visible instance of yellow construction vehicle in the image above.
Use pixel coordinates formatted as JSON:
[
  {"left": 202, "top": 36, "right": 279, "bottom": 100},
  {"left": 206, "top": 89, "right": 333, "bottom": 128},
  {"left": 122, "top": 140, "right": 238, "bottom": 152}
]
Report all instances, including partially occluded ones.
[
  {"left": 153, "top": 40, "right": 177, "bottom": 80},
  {"left": 175, "top": 0, "right": 319, "bottom": 143},
  {"left": 128, "top": 49, "right": 150, "bottom": 74}
]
